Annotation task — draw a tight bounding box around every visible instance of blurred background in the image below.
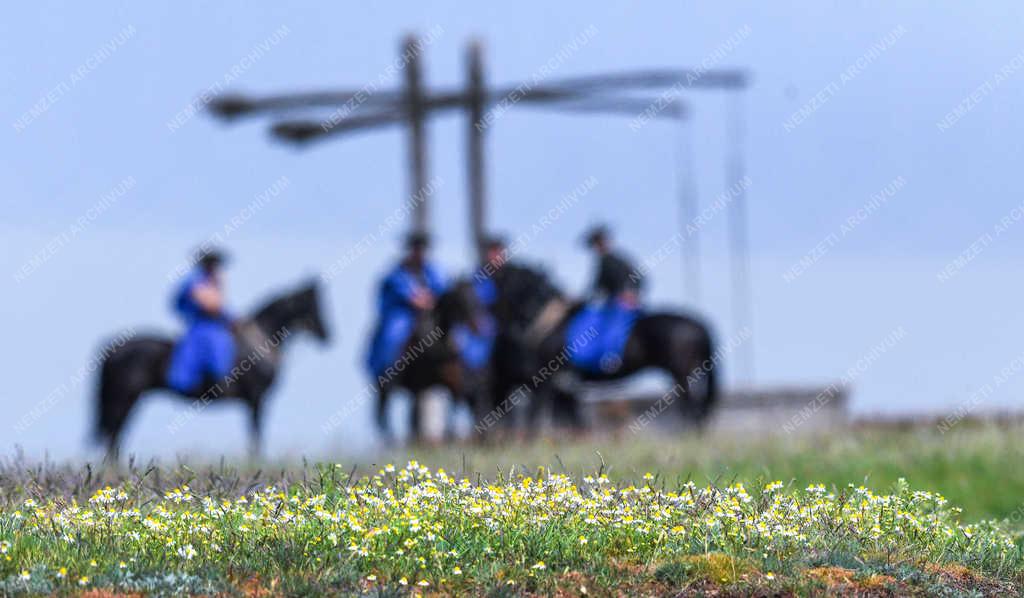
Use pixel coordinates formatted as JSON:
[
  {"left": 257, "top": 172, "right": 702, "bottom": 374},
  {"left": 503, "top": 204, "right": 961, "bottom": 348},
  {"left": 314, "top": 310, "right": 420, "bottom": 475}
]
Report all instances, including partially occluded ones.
[{"left": 3, "top": 2, "right": 1023, "bottom": 459}]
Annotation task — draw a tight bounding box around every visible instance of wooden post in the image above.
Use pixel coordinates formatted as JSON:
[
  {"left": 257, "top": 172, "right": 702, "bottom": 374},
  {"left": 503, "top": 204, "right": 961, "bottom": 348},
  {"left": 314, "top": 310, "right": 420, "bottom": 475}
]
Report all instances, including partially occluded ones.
[
  {"left": 727, "top": 90, "right": 754, "bottom": 386},
  {"left": 403, "top": 35, "right": 429, "bottom": 234},
  {"left": 677, "top": 118, "right": 700, "bottom": 305},
  {"left": 466, "top": 41, "right": 487, "bottom": 263}
]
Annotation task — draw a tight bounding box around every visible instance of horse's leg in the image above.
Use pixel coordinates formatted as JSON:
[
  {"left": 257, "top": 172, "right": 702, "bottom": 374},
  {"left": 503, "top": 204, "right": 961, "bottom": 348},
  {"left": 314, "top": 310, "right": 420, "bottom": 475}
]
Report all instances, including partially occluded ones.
[
  {"left": 248, "top": 399, "right": 263, "bottom": 459},
  {"left": 689, "top": 337, "right": 717, "bottom": 427},
  {"left": 441, "top": 362, "right": 465, "bottom": 443},
  {"left": 668, "top": 345, "right": 716, "bottom": 429},
  {"left": 103, "top": 390, "right": 139, "bottom": 464},
  {"left": 669, "top": 367, "right": 695, "bottom": 425},
  {"left": 408, "top": 392, "right": 421, "bottom": 444},
  {"left": 376, "top": 384, "right": 394, "bottom": 445},
  {"left": 524, "top": 383, "right": 550, "bottom": 440},
  {"left": 104, "top": 429, "right": 121, "bottom": 464},
  {"left": 667, "top": 340, "right": 715, "bottom": 428},
  {"left": 98, "top": 394, "right": 119, "bottom": 463},
  {"left": 551, "top": 385, "right": 583, "bottom": 430},
  {"left": 471, "top": 376, "right": 497, "bottom": 443},
  {"left": 444, "top": 390, "right": 460, "bottom": 443}
]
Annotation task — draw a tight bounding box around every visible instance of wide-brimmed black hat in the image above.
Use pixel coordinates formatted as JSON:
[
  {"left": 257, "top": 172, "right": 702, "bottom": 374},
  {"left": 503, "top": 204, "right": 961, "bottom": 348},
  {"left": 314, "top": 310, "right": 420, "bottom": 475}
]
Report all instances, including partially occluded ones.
[
  {"left": 581, "top": 224, "right": 610, "bottom": 247},
  {"left": 194, "top": 247, "right": 228, "bottom": 269},
  {"left": 404, "top": 230, "right": 431, "bottom": 249}
]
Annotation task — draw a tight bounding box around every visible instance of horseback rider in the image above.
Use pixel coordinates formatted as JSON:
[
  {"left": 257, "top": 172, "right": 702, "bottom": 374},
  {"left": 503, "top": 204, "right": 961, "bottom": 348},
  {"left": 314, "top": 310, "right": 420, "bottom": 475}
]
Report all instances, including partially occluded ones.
[
  {"left": 474, "top": 235, "right": 507, "bottom": 307},
  {"left": 584, "top": 224, "right": 643, "bottom": 306},
  {"left": 454, "top": 235, "right": 506, "bottom": 371},
  {"left": 166, "top": 248, "right": 237, "bottom": 394},
  {"left": 571, "top": 224, "right": 643, "bottom": 373},
  {"left": 366, "top": 231, "right": 448, "bottom": 378}
]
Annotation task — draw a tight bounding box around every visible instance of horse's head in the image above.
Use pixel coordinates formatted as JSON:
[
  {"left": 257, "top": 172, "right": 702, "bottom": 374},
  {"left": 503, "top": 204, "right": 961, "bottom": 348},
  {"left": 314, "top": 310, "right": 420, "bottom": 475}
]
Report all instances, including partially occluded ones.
[
  {"left": 296, "top": 279, "right": 331, "bottom": 343},
  {"left": 435, "top": 278, "right": 482, "bottom": 334},
  {"left": 254, "top": 279, "right": 331, "bottom": 344}
]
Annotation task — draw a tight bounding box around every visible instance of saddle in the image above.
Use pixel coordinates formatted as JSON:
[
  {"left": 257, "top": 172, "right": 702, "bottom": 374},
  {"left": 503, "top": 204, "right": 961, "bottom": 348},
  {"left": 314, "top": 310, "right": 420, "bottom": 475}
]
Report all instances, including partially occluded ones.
[{"left": 565, "top": 302, "right": 639, "bottom": 374}]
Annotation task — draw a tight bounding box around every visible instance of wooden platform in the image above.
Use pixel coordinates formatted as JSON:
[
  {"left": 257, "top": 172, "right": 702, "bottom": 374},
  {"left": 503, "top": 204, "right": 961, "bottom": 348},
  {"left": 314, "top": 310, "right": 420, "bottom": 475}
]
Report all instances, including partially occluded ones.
[{"left": 581, "top": 383, "right": 850, "bottom": 434}]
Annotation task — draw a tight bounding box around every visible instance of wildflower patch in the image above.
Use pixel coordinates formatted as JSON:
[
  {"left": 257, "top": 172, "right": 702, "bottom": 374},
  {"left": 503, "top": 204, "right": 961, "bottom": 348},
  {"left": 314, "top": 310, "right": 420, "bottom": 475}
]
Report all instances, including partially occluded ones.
[{"left": 0, "top": 464, "right": 1020, "bottom": 595}]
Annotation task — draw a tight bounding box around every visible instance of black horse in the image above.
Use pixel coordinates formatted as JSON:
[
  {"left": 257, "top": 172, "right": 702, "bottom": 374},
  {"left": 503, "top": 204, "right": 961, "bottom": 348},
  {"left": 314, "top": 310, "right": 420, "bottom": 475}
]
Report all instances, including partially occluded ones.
[
  {"left": 94, "top": 280, "right": 329, "bottom": 458},
  {"left": 485, "top": 264, "right": 718, "bottom": 433},
  {"left": 373, "top": 278, "right": 484, "bottom": 444}
]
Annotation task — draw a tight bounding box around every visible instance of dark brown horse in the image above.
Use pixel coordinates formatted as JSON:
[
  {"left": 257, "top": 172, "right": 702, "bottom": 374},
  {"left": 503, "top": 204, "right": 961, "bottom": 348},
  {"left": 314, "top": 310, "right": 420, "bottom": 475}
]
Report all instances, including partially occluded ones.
[
  {"left": 94, "top": 281, "right": 329, "bottom": 459},
  {"left": 485, "top": 264, "right": 718, "bottom": 434},
  {"left": 373, "top": 278, "right": 484, "bottom": 444}
]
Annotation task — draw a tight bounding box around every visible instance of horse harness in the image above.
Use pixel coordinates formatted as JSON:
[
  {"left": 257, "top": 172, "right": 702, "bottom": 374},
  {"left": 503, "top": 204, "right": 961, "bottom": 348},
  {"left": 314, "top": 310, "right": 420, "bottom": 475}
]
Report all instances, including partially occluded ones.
[
  {"left": 522, "top": 297, "right": 571, "bottom": 349},
  {"left": 236, "top": 320, "right": 283, "bottom": 375}
]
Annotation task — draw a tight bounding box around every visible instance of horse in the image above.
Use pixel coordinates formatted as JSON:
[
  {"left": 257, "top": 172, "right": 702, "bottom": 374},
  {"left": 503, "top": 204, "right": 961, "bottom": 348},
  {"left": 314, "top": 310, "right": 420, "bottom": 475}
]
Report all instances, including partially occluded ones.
[
  {"left": 484, "top": 263, "right": 718, "bottom": 434},
  {"left": 373, "top": 278, "right": 484, "bottom": 444},
  {"left": 94, "top": 280, "right": 329, "bottom": 459}
]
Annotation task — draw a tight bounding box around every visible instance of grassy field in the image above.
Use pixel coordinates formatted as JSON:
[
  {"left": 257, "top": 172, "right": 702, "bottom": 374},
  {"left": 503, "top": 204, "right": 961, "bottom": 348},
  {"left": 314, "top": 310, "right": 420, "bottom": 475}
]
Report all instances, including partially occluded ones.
[
  {"left": 377, "top": 419, "right": 1024, "bottom": 524},
  {"left": 2, "top": 421, "right": 1024, "bottom": 596}
]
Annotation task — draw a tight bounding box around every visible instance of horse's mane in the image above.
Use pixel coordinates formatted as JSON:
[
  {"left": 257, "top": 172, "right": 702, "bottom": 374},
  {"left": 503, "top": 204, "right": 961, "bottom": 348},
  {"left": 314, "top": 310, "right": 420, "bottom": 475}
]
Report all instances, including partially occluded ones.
[
  {"left": 492, "top": 263, "right": 565, "bottom": 328},
  {"left": 250, "top": 289, "right": 294, "bottom": 322},
  {"left": 250, "top": 281, "right": 317, "bottom": 325}
]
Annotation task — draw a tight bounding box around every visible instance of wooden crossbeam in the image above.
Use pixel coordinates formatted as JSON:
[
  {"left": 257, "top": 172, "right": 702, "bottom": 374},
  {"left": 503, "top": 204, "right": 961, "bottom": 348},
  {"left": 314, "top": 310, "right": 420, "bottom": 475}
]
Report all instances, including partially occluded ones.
[
  {"left": 269, "top": 91, "right": 687, "bottom": 145},
  {"left": 205, "top": 38, "right": 753, "bottom": 385},
  {"left": 208, "top": 69, "right": 746, "bottom": 121}
]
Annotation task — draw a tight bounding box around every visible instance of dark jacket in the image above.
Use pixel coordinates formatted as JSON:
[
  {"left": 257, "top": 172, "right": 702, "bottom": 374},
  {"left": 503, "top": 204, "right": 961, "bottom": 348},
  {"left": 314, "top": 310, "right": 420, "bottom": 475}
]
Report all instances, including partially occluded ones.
[{"left": 592, "top": 251, "right": 642, "bottom": 298}]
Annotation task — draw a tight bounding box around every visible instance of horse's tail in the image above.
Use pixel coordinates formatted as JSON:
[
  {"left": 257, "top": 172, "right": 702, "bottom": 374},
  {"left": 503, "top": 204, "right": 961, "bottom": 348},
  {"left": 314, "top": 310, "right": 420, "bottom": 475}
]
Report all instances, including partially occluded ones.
[
  {"left": 698, "top": 328, "right": 718, "bottom": 423},
  {"left": 93, "top": 337, "right": 135, "bottom": 445},
  {"left": 93, "top": 349, "right": 116, "bottom": 444}
]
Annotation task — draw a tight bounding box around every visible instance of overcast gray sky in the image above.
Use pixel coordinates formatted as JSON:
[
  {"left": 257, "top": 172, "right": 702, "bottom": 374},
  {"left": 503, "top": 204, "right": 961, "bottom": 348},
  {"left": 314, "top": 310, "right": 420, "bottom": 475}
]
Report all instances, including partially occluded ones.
[{"left": 3, "top": 2, "right": 1023, "bottom": 458}]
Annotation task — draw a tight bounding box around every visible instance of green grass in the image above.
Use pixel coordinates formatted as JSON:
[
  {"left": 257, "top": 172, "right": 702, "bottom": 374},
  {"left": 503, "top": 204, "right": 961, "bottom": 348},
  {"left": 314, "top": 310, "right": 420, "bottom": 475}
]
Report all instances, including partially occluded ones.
[
  {"left": 2, "top": 420, "right": 1024, "bottom": 596},
  {"left": 369, "top": 420, "right": 1024, "bottom": 523}
]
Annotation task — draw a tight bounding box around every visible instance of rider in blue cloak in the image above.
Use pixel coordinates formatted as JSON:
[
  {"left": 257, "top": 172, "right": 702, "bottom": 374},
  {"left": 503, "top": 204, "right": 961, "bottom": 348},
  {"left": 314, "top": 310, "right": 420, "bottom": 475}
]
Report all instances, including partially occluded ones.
[
  {"left": 454, "top": 235, "right": 504, "bottom": 371},
  {"left": 366, "top": 231, "right": 447, "bottom": 378},
  {"left": 166, "top": 248, "right": 237, "bottom": 394},
  {"left": 568, "top": 225, "right": 643, "bottom": 373}
]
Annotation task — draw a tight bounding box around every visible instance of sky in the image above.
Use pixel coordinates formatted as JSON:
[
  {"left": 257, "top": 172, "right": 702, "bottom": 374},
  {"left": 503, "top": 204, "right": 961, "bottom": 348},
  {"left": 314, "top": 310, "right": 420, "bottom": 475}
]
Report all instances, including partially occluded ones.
[{"left": 2, "top": 2, "right": 1023, "bottom": 459}]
